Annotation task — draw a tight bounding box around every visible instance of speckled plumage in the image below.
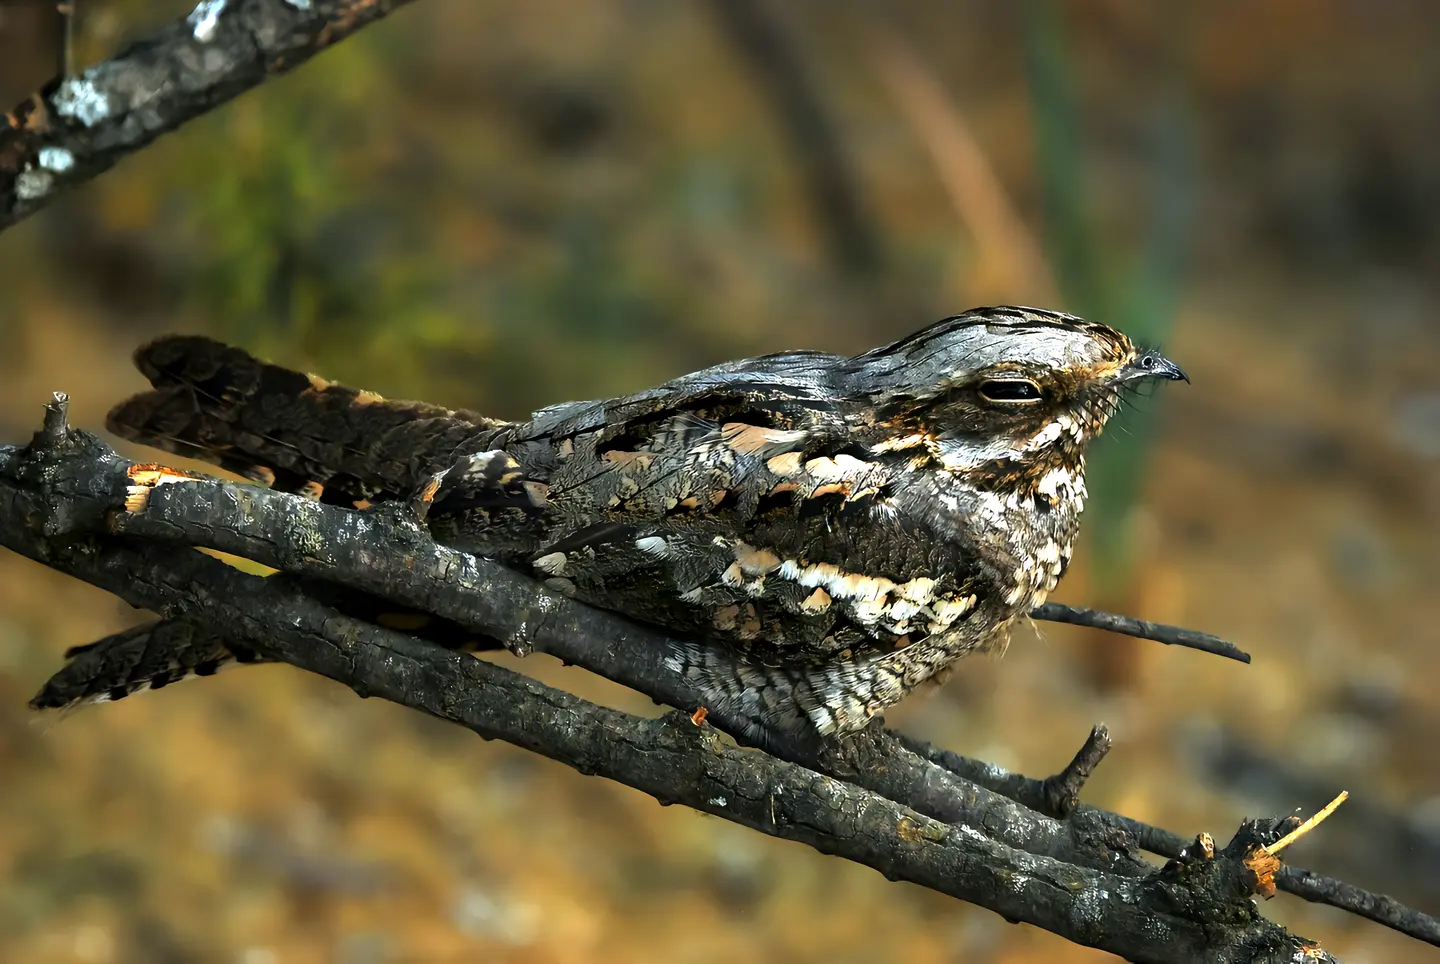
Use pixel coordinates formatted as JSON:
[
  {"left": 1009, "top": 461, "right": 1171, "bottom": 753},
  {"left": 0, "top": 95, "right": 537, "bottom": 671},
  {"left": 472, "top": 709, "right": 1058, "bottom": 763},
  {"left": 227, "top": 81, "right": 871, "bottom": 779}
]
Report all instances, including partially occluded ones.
[{"left": 40, "top": 306, "right": 1185, "bottom": 737}]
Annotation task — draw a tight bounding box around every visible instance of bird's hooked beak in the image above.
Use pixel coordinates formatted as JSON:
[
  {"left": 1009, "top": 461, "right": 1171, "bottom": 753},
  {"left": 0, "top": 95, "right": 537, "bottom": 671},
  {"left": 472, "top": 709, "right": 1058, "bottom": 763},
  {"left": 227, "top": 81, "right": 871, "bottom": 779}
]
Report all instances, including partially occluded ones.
[{"left": 1121, "top": 349, "right": 1189, "bottom": 384}]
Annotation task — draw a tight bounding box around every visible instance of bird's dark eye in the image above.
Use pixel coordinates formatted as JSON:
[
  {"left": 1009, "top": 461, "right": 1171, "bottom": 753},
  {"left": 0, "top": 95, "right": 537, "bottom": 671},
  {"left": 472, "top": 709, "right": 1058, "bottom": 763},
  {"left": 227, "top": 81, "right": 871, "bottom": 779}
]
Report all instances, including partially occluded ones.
[{"left": 978, "top": 379, "right": 1043, "bottom": 404}]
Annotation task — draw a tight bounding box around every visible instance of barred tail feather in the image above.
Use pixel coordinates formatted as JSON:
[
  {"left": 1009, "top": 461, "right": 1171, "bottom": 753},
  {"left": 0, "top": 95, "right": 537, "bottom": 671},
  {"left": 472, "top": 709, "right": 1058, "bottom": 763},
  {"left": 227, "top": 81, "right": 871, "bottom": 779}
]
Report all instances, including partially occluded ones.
[
  {"left": 29, "top": 620, "right": 260, "bottom": 711},
  {"left": 106, "top": 336, "right": 507, "bottom": 504}
]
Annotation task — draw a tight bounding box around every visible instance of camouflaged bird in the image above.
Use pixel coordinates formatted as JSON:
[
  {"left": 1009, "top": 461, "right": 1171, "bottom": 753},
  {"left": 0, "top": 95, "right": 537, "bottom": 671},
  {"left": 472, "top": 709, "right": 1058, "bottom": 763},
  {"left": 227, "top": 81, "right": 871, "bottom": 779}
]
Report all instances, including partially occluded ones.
[{"left": 32, "top": 306, "right": 1185, "bottom": 737}]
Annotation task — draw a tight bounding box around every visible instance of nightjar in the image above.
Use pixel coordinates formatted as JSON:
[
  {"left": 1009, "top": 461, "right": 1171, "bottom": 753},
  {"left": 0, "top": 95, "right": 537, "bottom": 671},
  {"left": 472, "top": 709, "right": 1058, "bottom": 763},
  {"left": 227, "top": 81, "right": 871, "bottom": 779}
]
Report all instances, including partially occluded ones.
[{"left": 32, "top": 306, "right": 1185, "bottom": 737}]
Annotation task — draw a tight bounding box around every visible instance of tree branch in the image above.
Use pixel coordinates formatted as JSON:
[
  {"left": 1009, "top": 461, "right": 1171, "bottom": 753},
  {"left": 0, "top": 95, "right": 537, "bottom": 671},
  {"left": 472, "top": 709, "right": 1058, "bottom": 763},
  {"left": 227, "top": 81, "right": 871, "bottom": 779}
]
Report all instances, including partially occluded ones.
[
  {"left": 37, "top": 425, "right": 1436, "bottom": 949},
  {"left": 14, "top": 400, "right": 1436, "bottom": 949},
  {"left": 53, "top": 436, "right": 1155, "bottom": 877},
  {"left": 95, "top": 448, "right": 1240, "bottom": 876},
  {"left": 896, "top": 731, "right": 1440, "bottom": 946},
  {"left": 1040, "top": 723, "right": 1113, "bottom": 818},
  {"left": 0, "top": 0, "right": 421, "bottom": 233},
  {"left": 0, "top": 410, "right": 1345, "bottom": 964}
]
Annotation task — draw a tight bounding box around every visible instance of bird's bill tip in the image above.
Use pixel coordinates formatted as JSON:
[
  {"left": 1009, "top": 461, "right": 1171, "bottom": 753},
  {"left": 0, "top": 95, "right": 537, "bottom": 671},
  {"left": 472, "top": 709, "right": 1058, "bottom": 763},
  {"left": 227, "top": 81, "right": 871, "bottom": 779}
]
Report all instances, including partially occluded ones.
[{"left": 1123, "top": 351, "right": 1189, "bottom": 384}]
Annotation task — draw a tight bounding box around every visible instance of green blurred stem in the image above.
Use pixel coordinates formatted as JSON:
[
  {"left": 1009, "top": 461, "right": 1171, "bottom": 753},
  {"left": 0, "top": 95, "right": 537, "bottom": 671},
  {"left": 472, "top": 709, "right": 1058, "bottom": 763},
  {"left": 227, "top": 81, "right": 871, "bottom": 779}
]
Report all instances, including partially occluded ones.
[{"left": 1025, "top": 0, "right": 1194, "bottom": 595}]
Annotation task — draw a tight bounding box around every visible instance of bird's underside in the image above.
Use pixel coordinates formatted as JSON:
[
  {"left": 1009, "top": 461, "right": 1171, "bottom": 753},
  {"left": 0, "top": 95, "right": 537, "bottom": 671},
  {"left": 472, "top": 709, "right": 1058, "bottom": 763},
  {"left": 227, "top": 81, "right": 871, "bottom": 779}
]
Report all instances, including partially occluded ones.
[{"left": 32, "top": 307, "right": 1186, "bottom": 738}]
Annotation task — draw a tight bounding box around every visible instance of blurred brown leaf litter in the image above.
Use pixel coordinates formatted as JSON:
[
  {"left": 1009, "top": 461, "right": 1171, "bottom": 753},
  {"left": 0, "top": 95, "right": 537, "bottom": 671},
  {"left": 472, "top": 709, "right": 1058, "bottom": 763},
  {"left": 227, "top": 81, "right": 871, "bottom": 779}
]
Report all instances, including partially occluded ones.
[{"left": 3, "top": 1, "right": 1440, "bottom": 961}]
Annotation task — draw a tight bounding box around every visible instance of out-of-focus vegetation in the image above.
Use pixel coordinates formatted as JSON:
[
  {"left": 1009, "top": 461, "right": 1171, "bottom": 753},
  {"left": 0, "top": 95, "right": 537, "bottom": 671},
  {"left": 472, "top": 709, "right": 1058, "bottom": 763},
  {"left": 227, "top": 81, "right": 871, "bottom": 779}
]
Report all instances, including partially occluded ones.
[{"left": 2, "top": 2, "right": 1439, "bottom": 962}]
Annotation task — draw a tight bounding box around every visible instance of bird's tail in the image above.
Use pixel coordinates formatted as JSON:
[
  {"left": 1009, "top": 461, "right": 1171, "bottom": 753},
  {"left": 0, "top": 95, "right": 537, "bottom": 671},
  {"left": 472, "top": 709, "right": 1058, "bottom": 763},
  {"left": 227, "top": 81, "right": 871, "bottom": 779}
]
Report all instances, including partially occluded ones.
[
  {"left": 29, "top": 620, "right": 261, "bottom": 710},
  {"left": 30, "top": 583, "right": 500, "bottom": 712},
  {"left": 106, "top": 336, "right": 506, "bottom": 504}
]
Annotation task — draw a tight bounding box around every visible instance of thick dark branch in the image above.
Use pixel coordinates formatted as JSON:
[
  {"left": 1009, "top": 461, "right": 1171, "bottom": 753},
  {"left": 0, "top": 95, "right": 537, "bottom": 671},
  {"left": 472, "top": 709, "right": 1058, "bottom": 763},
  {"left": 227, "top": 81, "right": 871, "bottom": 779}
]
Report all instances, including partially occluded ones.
[
  {"left": 11, "top": 413, "right": 1432, "bottom": 951},
  {"left": 0, "top": 0, "right": 421, "bottom": 233},
  {"left": 102, "top": 460, "right": 1147, "bottom": 876},
  {"left": 0, "top": 424, "right": 1339, "bottom": 963},
  {"left": 19, "top": 419, "right": 1438, "bottom": 950},
  {"left": 0, "top": 538, "right": 1302, "bottom": 963}
]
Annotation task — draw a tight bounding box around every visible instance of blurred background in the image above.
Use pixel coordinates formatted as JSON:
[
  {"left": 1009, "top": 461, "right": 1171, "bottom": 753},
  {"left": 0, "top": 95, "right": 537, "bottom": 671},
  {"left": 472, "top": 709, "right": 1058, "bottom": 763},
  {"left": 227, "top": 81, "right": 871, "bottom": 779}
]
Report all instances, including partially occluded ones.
[{"left": 1, "top": 1, "right": 1438, "bottom": 961}]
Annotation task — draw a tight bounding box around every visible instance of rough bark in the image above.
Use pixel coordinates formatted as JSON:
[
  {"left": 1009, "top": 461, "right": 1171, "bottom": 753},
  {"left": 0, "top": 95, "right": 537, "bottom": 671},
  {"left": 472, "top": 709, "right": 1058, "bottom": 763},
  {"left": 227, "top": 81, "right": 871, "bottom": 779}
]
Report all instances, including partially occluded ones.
[{"left": 1, "top": 0, "right": 420, "bottom": 232}]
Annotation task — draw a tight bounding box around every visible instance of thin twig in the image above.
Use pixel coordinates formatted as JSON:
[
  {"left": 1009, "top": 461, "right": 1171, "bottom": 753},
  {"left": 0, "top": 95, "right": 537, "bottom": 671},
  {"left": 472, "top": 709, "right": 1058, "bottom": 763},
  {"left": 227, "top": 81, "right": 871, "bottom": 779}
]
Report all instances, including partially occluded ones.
[
  {"left": 56, "top": 1, "right": 75, "bottom": 80},
  {"left": 40, "top": 391, "right": 68, "bottom": 443},
  {"left": 1266, "top": 792, "right": 1349, "bottom": 855},
  {"left": 1278, "top": 869, "right": 1440, "bottom": 946},
  {"left": 1031, "top": 601, "right": 1251, "bottom": 663},
  {"left": 1039, "top": 723, "right": 1112, "bottom": 817}
]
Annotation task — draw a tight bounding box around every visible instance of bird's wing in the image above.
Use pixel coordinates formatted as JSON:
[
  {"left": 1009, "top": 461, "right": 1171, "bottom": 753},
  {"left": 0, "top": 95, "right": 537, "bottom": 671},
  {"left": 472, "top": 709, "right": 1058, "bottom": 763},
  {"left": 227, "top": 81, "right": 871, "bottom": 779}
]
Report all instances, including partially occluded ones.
[{"left": 426, "top": 350, "right": 972, "bottom": 663}]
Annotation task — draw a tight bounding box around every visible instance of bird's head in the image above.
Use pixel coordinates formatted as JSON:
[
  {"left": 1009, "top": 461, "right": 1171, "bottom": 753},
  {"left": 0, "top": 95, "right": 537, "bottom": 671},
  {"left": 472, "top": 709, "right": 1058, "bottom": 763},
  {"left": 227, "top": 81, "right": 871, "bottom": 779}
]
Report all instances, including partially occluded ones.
[{"left": 850, "top": 306, "right": 1187, "bottom": 487}]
